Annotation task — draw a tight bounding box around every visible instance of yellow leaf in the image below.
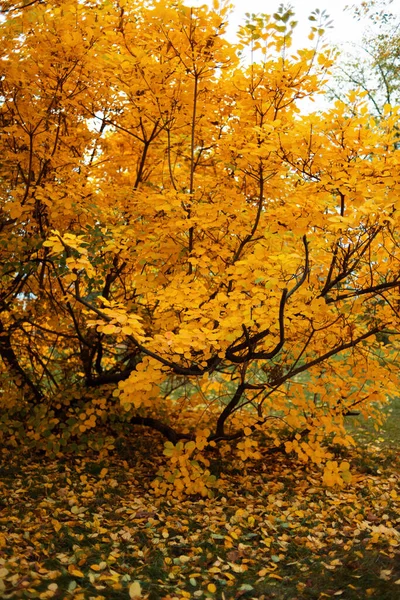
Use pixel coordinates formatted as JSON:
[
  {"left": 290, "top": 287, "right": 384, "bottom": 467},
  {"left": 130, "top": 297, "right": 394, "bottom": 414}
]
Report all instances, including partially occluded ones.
[
  {"left": 10, "top": 203, "right": 23, "bottom": 218},
  {"left": 99, "top": 468, "right": 108, "bottom": 478},
  {"left": 207, "top": 583, "right": 217, "bottom": 593},
  {"left": 101, "top": 324, "right": 119, "bottom": 335},
  {"left": 129, "top": 581, "right": 142, "bottom": 598},
  {"left": 68, "top": 566, "right": 84, "bottom": 578},
  {"left": 229, "top": 562, "right": 247, "bottom": 573},
  {"left": 390, "top": 489, "right": 397, "bottom": 499},
  {"left": 122, "top": 326, "right": 133, "bottom": 335},
  {"left": 323, "top": 471, "right": 336, "bottom": 487},
  {"left": 52, "top": 520, "right": 62, "bottom": 532}
]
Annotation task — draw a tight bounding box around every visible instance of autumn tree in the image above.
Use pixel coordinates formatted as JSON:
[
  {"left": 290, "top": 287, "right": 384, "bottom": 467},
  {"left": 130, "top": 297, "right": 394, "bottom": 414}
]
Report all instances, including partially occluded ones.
[{"left": 1, "top": 0, "right": 400, "bottom": 495}]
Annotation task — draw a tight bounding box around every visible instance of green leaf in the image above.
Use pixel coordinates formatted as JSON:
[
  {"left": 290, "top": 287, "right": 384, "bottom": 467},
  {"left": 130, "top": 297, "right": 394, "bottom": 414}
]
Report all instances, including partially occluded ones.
[
  {"left": 271, "top": 555, "right": 280, "bottom": 563},
  {"left": 185, "top": 440, "right": 196, "bottom": 452}
]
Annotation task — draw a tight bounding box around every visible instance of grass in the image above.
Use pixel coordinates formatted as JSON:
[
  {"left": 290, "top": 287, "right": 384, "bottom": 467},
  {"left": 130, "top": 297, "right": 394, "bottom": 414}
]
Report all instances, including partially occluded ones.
[
  {"left": 0, "top": 402, "right": 398, "bottom": 599},
  {"left": 345, "top": 395, "right": 400, "bottom": 446}
]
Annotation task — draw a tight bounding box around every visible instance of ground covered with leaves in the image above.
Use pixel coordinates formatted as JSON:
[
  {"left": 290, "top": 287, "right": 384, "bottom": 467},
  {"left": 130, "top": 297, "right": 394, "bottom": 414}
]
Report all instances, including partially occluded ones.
[{"left": 0, "top": 408, "right": 399, "bottom": 600}]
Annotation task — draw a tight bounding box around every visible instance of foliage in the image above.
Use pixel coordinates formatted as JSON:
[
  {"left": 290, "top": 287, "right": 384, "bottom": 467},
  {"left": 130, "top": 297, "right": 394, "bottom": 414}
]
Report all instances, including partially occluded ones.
[{"left": 1, "top": 0, "right": 400, "bottom": 493}]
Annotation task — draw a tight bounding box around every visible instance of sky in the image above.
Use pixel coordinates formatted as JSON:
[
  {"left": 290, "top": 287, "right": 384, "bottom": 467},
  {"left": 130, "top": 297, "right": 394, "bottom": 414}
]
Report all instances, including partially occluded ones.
[
  {"left": 187, "top": 0, "right": 400, "bottom": 50},
  {"left": 186, "top": 0, "right": 400, "bottom": 112}
]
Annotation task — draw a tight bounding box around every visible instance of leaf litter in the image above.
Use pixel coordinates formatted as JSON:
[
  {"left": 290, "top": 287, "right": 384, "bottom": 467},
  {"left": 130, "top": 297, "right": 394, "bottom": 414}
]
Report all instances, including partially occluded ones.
[{"left": 0, "top": 436, "right": 398, "bottom": 600}]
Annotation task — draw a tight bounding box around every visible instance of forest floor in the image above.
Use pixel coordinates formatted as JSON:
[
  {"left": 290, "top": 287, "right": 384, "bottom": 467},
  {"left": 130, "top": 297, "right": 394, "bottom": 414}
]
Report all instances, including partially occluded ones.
[{"left": 0, "top": 399, "right": 399, "bottom": 600}]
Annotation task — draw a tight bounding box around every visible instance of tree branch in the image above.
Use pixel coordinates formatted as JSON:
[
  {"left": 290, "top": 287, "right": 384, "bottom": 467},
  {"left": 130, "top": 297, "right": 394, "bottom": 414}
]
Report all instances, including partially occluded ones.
[
  {"left": 213, "top": 382, "right": 246, "bottom": 440},
  {"left": 129, "top": 416, "right": 192, "bottom": 444},
  {"left": 226, "top": 288, "right": 288, "bottom": 363}
]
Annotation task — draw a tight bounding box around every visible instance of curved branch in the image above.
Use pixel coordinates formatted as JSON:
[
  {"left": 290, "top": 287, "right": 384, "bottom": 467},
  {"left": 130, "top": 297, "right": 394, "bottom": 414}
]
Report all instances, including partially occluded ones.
[
  {"left": 270, "top": 325, "right": 382, "bottom": 389},
  {"left": 1, "top": 0, "right": 44, "bottom": 12},
  {"left": 226, "top": 235, "right": 307, "bottom": 363},
  {"left": 287, "top": 235, "right": 309, "bottom": 299},
  {"left": 226, "top": 288, "right": 288, "bottom": 363},
  {"left": 130, "top": 416, "right": 192, "bottom": 444},
  {"left": 326, "top": 278, "right": 400, "bottom": 304},
  {"left": 0, "top": 321, "right": 44, "bottom": 402},
  {"left": 214, "top": 382, "right": 246, "bottom": 440},
  {"left": 75, "top": 292, "right": 220, "bottom": 376}
]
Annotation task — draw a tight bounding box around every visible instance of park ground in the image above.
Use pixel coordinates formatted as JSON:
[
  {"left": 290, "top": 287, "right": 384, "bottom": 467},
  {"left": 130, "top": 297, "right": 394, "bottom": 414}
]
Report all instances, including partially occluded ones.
[{"left": 0, "top": 399, "right": 399, "bottom": 600}]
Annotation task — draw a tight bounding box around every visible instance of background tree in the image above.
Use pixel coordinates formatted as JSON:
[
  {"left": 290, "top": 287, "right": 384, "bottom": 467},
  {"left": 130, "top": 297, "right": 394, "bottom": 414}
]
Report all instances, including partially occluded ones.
[
  {"left": 1, "top": 0, "right": 400, "bottom": 496},
  {"left": 330, "top": 0, "right": 400, "bottom": 116}
]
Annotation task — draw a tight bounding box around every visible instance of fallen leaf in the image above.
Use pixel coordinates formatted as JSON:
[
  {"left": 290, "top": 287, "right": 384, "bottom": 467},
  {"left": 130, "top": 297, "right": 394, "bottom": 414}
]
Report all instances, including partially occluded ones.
[
  {"left": 379, "top": 569, "right": 392, "bottom": 581},
  {"left": 129, "top": 581, "right": 142, "bottom": 599}
]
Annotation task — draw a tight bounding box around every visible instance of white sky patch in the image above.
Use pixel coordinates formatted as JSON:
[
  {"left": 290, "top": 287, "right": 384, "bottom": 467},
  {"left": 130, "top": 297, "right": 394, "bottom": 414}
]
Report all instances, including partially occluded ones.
[
  {"left": 187, "top": 0, "right": 400, "bottom": 112},
  {"left": 187, "top": 0, "right": 400, "bottom": 49}
]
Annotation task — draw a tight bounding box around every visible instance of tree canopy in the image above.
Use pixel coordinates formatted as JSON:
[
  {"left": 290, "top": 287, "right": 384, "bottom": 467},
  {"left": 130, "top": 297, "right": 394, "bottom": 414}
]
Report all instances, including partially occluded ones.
[{"left": 1, "top": 0, "right": 400, "bottom": 496}]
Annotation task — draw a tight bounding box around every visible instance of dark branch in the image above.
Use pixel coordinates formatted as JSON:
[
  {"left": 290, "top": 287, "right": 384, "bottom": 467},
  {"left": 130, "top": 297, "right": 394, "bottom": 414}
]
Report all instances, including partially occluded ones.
[
  {"left": 287, "top": 235, "right": 309, "bottom": 299},
  {"left": 271, "top": 326, "right": 382, "bottom": 388},
  {"left": 226, "top": 288, "right": 288, "bottom": 363},
  {"left": 326, "top": 279, "right": 400, "bottom": 304},
  {"left": 213, "top": 383, "right": 246, "bottom": 440},
  {"left": 130, "top": 416, "right": 192, "bottom": 444},
  {"left": 75, "top": 292, "right": 220, "bottom": 376},
  {"left": 0, "top": 321, "right": 44, "bottom": 402}
]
